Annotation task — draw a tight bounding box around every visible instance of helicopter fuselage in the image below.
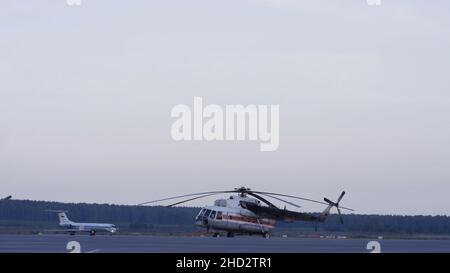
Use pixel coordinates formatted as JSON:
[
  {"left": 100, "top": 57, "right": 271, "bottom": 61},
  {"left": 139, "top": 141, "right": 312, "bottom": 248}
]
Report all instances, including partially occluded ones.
[
  {"left": 195, "top": 195, "right": 276, "bottom": 236},
  {"left": 139, "top": 186, "right": 353, "bottom": 237}
]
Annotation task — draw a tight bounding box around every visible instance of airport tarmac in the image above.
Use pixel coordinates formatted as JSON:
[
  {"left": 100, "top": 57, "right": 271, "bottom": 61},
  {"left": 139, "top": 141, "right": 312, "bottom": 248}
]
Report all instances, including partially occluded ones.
[{"left": 0, "top": 235, "right": 449, "bottom": 253}]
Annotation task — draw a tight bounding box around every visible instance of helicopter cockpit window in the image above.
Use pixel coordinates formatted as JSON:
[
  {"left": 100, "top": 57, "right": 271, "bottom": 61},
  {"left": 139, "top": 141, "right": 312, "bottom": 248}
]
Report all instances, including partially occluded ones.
[
  {"left": 199, "top": 209, "right": 206, "bottom": 216},
  {"left": 216, "top": 211, "right": 223, "bottom": 220},
  {"left": 209, "top": 210, "right": 216, "bottom": 219},
  {"left": 204, "top": 209, "right": 212, "bottom": 217}
]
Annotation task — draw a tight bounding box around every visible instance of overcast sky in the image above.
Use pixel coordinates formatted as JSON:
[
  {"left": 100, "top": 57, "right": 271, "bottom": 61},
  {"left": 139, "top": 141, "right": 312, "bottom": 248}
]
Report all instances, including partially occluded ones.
[{"left": 1, "top": 0, "right": 449, "bottom": 215}]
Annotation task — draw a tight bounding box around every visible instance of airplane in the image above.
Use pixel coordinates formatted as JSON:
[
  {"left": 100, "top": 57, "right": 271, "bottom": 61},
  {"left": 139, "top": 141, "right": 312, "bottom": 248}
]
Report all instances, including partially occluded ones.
[
  {"left": 1, "top": 195, "right": 12, "bottom": 201},
  {"left": 138, "top": 187, "right": 354, "bottom": 238},
  {"left": 47, "top": 210, "right": 117, "bottom": 236}
]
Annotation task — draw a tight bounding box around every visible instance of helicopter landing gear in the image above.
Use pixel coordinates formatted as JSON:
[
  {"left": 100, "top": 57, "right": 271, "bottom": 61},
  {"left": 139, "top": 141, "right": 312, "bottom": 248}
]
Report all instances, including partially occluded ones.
[
  {"left": 226, "top": 232, "right": 234, "bottom": 238},
  {"left": 69, "top": 232, "right": 76, "bottom": 236},
  {"left": 263, "top": 232, "right": 270, "bottom": 239},
  {"left": 213, "top": 233, "right": 220, "bottom": 238}
]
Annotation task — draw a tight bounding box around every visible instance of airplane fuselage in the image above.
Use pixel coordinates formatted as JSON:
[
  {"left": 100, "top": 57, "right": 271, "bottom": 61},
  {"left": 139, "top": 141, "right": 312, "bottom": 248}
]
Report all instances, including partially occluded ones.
[
  {"left": 57, "top": 212, "right": 117, "bottom": 235},
  {"left": 60, "top": 222, "right": 117, "bottom": 233}
]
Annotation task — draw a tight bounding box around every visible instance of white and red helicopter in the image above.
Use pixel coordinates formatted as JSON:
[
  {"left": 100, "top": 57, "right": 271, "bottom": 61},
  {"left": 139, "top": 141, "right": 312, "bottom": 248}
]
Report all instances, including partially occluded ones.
[{"left": 139, "top": 187, "right": 354, "bottom": 238}]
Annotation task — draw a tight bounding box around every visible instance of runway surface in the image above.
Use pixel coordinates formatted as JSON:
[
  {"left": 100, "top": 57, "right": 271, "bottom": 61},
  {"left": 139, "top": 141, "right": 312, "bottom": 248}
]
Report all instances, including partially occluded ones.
[{"left": 0, "top": 235, "right": 449, "bottom": 253}]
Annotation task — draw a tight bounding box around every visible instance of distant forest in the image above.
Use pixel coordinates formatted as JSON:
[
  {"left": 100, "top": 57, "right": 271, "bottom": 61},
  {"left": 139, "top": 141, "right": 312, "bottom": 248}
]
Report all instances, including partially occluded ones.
[{"left": 1, "top": 199, "right": 450, "bottom": 236}]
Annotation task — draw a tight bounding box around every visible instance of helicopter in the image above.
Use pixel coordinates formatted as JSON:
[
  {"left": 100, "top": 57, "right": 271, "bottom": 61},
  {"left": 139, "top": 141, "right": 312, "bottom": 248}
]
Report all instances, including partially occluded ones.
[{"left": 139, "top": 187, "right": 354, "bottom": 238}]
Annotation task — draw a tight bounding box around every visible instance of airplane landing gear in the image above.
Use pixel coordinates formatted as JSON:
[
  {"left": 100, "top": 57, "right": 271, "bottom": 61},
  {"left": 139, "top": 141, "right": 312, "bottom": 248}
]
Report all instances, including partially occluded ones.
[
  {"left": 90, "top": 230, "right": 96, "bottom": 236},
  {"left": 226, "top": 232, "right": 234, "bottom": 238},
  {"left": 213, "top": 233, "right": 220, "bottom": 238},
  {"left": 263, "top": 232, "right": 270, "bottom": 239}
]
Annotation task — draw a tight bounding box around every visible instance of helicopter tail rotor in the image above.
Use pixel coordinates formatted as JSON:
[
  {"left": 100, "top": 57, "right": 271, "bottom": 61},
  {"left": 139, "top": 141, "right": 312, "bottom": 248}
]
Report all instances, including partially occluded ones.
[{"left": 323, "top": 191, "right": 347, "bottom": 224}]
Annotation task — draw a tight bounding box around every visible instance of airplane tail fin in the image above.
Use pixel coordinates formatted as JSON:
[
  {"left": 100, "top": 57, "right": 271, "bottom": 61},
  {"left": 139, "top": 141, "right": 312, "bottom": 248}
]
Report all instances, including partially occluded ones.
[
  {"left": 45, "top": 210, "right": 72, "bottom": 226},
  {"left": 58, "top": 212, "right": 72, "bottom": 226}
]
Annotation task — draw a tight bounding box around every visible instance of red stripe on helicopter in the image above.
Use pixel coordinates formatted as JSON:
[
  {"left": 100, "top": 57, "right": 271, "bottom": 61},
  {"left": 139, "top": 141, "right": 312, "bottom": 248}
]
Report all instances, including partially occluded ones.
[{"left": 222, "top": 214, "right": 276, "bottom": 227}]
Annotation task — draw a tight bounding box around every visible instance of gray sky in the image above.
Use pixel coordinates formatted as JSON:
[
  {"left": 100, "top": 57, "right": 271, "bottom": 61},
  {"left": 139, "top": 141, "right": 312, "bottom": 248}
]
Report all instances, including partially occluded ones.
[{"left": 1, "top": 0, "right": 450, "bottom": 215}]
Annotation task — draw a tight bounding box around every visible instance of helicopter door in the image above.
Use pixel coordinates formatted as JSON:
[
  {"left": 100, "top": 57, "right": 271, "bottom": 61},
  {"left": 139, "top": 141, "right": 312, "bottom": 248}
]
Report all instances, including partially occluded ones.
[
  {"left": 216, "top": 211, "right": 223, "bottom": 220},
  {"left": 209, "top": 210, "right": 216, "bottom": 219}
]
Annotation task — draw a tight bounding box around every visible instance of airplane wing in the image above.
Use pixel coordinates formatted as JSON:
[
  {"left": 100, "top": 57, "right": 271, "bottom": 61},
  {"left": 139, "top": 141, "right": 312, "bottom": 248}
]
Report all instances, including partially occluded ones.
[
  {"left": 241, "top": 201, "right": 323, "bottom": 222},
  {"left": 43, "top": 229, "right": 80, "bottom": 232},
  {"left": 42, "top": 229, "right": 91, "bottom": 234}
]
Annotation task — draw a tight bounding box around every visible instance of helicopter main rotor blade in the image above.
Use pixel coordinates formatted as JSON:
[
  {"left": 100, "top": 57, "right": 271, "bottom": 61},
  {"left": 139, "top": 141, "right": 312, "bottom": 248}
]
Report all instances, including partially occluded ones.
[
  {"left": 258, "top": 193, "right": 301, "bottom": 208},
  {"left": 137, "top": 190, "right": 236, "bottom": 206},
  {"left": 253, "top": 191, "right": 329, "bottom": 206},
  {"left": 336, "top": 206, "right": 354, "bottom": 211},
  {"left": 253, "top": 191, "right": 355, "bottom": 211},
  {"left": 166, "top": 193, "right": 223, "bottom": 207},
  {"left": 245, "top": 192, "right": 278, "bottom": 208}
]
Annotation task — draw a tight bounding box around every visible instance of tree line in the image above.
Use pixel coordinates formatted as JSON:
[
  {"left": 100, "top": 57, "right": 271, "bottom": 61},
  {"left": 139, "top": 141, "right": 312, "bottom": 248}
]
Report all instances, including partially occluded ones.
[{"left": 1, "top": 199, "right": 449, "bottom": 235}]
